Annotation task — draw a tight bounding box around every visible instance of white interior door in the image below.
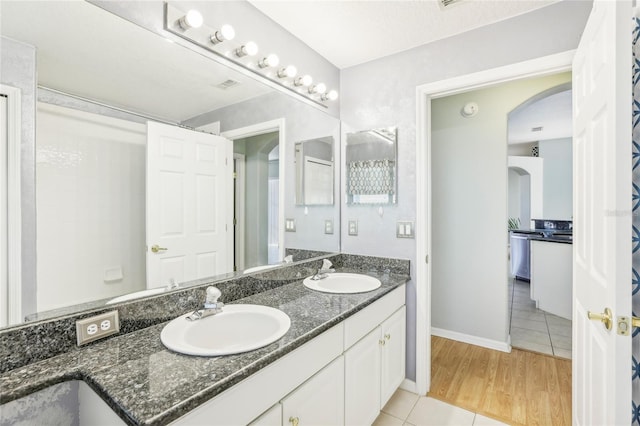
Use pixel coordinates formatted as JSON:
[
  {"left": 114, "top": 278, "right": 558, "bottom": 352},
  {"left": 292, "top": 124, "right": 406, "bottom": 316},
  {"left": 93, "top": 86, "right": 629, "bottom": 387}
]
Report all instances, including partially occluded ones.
[
  {"left": 572, "top": 1, "right": 632, "bottom": 424},
  {"left": 146, "top": 122, "right": 233, "bottom": 288}
]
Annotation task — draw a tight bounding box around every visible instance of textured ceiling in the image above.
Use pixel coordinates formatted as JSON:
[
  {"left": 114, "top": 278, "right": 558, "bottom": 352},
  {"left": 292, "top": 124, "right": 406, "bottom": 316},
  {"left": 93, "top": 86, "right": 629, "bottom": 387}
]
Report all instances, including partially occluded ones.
[{"left": 249, "top": 0, "right": 559, "bottom": 69}]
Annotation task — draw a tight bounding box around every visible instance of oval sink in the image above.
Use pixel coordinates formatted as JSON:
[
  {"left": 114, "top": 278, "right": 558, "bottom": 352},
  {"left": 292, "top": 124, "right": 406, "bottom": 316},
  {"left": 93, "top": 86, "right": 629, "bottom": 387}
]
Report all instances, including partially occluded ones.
[
  {"left": 106, "top": 287, "right": 166, "bottom": 305},
  {"left": 161, "top": 304, "right": 290, "bottom": 356},
  {"left": 303, "top": 272, "right": 381, "bottom": 294}
]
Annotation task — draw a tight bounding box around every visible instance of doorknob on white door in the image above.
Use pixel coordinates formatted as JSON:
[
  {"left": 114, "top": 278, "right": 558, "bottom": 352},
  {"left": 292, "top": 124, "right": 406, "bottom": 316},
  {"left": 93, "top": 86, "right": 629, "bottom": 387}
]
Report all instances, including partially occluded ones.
[
  {"left": 587, "top": 307, "right": 613, "bottom": 331},
  {"left": 150, "top": 244, "right": 168, "bottom": 253}
]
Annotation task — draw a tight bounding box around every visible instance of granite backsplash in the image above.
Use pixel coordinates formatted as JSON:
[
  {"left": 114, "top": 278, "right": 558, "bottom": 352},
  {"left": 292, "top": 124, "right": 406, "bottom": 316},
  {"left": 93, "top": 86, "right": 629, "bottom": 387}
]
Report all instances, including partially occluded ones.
[{"left": 0, "top": 253, "right": 409, "bottom": 374}]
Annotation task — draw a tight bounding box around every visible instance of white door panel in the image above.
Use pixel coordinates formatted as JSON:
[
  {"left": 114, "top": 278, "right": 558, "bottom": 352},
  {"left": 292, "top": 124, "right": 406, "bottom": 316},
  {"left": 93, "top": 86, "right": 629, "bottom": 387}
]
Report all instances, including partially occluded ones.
[
  {"left": 572, "top": 1, "right": 632, "bottom": 424},
  {"left": 147, "top": 122, "right": 233, "bottom": 288}
]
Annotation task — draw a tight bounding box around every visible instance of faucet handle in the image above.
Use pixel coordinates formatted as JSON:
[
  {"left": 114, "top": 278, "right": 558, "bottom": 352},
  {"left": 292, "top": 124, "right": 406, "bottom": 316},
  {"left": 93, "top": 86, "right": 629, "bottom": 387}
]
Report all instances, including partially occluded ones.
[{"left": 206, "top": 286, "right": 222, "bottom": 304}]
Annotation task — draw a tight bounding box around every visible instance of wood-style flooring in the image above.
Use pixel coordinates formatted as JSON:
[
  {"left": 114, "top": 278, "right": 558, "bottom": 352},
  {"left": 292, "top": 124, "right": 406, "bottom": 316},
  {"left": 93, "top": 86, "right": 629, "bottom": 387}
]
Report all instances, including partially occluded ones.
[{"left": 429, "top": 336, "right": 572, "bottom": 426}]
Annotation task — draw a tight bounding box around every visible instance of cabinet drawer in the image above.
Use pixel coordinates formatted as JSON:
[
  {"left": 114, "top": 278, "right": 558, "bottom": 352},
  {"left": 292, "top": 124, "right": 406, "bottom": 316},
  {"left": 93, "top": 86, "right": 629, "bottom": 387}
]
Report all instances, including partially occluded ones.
[{"left": 344, "top": 285, "right": 405, "bottom": 349}]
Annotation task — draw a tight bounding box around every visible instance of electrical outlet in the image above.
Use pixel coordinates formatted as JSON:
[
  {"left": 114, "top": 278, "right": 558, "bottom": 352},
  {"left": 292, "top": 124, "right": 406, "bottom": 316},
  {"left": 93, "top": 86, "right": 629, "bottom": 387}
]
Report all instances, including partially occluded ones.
[{"left": 76, "top": 311, "right": 120, "bottom": 346}]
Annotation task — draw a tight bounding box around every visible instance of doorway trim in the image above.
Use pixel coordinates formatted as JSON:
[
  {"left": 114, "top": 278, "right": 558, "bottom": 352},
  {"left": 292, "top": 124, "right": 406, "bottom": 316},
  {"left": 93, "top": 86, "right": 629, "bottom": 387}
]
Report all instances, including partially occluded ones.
[
  {"left": 222, "top": 118, "right": 286, "bottom": 265},
  {"left": 233, "top": 153, "right": 246, "bottom": 271},
  {"left": 414, "top": 50, "right": 575, "bottom": 395},
  {"left": 1, "top": 84, "right": 22, "bottom": 326}
]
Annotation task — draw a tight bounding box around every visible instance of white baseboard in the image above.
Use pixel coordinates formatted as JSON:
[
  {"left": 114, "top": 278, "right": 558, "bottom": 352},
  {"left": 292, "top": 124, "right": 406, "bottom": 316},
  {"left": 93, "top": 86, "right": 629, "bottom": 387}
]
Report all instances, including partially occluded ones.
[
  {"left": 431, "top": 327, "right": 512, "bottom": 353},
  {"left": 399, "top": 379, "right": 417, "bottom": 394}
]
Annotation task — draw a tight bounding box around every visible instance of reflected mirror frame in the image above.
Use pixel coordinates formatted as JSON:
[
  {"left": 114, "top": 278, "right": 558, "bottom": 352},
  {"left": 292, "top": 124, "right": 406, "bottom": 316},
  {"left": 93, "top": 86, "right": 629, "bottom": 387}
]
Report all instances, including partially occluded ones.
[
  {"left": 345, "top": 127, "right": 398, "bottom": 205},
  {"left": 294, "top": 136, "right": 335, "bottom": 206}
]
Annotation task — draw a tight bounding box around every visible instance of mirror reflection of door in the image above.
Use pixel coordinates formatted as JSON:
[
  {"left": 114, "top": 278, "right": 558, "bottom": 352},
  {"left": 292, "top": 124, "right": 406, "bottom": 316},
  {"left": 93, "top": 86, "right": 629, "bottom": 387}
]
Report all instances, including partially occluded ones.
[
  {"left": 146, "top": 122, "right": 234, "bottom": 289},
  {"left": 233, "top": 131, "right": 279, "bottom": 271}
]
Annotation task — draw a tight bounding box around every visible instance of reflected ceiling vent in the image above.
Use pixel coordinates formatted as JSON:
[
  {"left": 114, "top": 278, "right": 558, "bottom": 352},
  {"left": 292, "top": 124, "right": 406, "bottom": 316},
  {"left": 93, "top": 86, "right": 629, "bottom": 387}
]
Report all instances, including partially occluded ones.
[
  {"left": 439, "top": 0, "right": 467, "bottom": 9},
  {"left": 531, "top": 126, "right": 544, "bottom": 132},
  {"left": 215, "top": 79, "right": 241, "bottom": 90}
]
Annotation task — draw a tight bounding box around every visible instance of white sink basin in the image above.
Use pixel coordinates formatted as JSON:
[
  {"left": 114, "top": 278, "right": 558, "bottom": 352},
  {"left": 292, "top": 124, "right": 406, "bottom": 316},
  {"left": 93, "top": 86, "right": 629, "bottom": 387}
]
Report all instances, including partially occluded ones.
[
  {"left": 161, "top": 304, "right": 291, "bottom": 356},
  {"left": 303, "top": 272, "right": 381, "bottom": 294},
  {"left": 106, "top": 287, "right": 166, "bottom": 304}
]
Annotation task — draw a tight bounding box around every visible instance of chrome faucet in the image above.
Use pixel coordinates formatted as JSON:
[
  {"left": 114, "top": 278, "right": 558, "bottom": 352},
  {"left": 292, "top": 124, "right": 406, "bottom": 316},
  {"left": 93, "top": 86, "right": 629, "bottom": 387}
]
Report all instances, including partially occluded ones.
[
  {"left": 186, "top": 286, "right": 224, "bottom": 321},
  {"left": 311, "top": 259, "right": 335, "bottom": 280}
]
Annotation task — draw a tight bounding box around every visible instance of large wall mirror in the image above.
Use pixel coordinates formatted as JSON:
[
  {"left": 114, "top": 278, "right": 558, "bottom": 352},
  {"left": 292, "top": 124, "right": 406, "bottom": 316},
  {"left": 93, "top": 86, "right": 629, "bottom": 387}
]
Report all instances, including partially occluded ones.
[
  {"left": 0, "top": 1, "right": 340, "bottom": 326},
  {"left": 346, "top": 127, "right": 398, "bottom": 205}
]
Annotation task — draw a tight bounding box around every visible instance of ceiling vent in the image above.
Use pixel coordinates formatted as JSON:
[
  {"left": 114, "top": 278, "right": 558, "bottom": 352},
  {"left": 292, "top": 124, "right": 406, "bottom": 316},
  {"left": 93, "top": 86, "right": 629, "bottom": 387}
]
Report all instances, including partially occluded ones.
[
  {"left": 215, "top": 79, "right": 241, "bottom": 90},
  {"left": 439, "top": 0, "right": 466, "bottom": 9},
  {"left": 531, "top": 126, "right": 544, "bottom": 132}
]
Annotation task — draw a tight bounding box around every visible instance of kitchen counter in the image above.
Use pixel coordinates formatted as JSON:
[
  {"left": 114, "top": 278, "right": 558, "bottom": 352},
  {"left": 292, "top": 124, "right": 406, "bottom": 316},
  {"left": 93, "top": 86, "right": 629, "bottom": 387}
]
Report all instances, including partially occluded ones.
[
  {"left": 0, "top": 269, "right": 408, "bottom": 425},
  {"left": 511, "top": 229, "right": 573, "bottom": 244}
]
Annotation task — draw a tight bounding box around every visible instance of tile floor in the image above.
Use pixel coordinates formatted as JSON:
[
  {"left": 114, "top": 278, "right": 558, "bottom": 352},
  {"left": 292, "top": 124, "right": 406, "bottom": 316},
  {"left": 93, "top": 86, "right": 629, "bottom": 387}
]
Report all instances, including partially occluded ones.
[
  {"left": 373, "top": 389, "right": 508, "bottom": 426},
  {"left": 509, "top": 278, "right": 572, "bottom": 359}
]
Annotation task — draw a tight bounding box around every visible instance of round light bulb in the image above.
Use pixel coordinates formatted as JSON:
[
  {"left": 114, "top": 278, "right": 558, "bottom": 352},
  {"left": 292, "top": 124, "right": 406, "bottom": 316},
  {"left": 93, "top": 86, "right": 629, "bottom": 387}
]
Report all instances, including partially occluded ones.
[
  {"left": 219, "top": 24, "right": 235, "bottom": 41},
  {"left": 295, "top": 75, "right": 313, "bottom": 87},
  {"left": 211, "top": 24, "right": 235, "bottom": 44},
  {"left": 322, "top": 90, "right": 338, "bottom": 101},
  {"left": 309, "top": 83, "right": 327, "bottom": 95},
  {"left": 259, "top": 54, "right": 280, "bottom": 68},
  {"left": 278, "top": 65, "right": 297, "bottom": 78},
  {"left": 244, "top": 41, "right": 258, "bottom": 56},
  {"left": 179, "top": 10, "right": 203, "bottom": 30},
  {"left": 236, "top": 41, "right": 259, "bottom": 57}
]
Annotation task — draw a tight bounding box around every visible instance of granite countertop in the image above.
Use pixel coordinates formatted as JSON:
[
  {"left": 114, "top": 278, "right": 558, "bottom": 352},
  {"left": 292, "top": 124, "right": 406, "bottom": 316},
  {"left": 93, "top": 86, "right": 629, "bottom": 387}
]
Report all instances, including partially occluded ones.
[{"left": 0, "top": 269, "right": 408, "bottom": 425}]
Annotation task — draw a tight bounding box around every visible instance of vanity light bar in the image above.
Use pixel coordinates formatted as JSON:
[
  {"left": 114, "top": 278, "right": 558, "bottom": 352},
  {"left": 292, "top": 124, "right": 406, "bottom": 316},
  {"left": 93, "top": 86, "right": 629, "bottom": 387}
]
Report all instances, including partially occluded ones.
[{"left": 164, "top": 3, "right": 338, "bottom": 107}]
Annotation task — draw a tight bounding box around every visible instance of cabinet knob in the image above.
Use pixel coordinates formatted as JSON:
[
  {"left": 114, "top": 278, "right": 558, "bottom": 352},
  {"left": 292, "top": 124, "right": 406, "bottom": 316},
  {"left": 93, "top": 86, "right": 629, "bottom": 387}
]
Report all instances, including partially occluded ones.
[
  {"left": 289, "top": 416, "right": 300, "bottom": 426},
  {"left": 379, "top": 339, "right": 386, "bottom": 346},
  {"left": 384, "top": 333, "right": 391, "bottom": 340}
]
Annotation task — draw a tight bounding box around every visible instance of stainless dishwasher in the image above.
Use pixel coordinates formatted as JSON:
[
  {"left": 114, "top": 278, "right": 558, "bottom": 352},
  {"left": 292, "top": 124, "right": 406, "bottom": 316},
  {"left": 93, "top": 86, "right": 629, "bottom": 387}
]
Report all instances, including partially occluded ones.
[{"left": 510, "top": 231, "right": 532, "bottom": 281}]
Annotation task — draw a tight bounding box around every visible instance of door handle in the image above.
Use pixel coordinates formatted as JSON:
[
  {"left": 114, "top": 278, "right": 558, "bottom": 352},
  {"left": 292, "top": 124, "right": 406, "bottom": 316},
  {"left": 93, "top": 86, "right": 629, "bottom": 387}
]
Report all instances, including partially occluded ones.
[
  {"left": 150, "top": 244, "right": 168, "bottom": 253},
  {"left": 588, "top": 307, "right": 612, "bottom": 331}
]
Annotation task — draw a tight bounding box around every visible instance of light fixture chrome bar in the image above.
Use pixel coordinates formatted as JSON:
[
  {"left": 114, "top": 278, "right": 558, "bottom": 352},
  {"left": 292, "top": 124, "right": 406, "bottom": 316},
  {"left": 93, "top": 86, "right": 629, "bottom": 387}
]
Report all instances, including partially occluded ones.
[{"left": 38, "top": 85, "right": 179, "bottom": 126}]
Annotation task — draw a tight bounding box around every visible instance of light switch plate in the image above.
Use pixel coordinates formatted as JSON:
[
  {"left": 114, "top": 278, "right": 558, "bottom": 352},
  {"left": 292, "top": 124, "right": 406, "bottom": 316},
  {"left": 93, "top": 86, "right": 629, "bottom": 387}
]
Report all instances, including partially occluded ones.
[
  {"left": 324, "top": 220, "right": 334, "bottom": 234},
  {"left": 396, "top": 221, "right": 415, "bottom": 238},
  {"left": 348, "top": 220, "right": 358, "bottom": 236},
  {"left": 285, "top": 218, "right": 296, "bottom": 232}
]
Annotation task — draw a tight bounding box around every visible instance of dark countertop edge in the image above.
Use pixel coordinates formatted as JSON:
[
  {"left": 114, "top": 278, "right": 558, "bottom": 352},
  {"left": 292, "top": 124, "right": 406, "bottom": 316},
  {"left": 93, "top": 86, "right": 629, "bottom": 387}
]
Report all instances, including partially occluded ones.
[
  {"left": 1, "top": 273, "right": 409, "bottom": 426},
  {"left": 529, "top": 236, "right": 573, "bottom": 244}
]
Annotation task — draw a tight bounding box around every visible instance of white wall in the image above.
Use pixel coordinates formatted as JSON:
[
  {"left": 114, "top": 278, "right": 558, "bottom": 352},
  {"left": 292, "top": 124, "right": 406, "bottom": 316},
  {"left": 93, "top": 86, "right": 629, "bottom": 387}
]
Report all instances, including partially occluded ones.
[
  {"left": 36, "top": 103, "right": 146, "bottom": 312},
  {"left": 340, "top": 1, "right": 590, "bottom": 379},
  {"left": 539, "top": 138, "right": 573, "bottom": 220}
]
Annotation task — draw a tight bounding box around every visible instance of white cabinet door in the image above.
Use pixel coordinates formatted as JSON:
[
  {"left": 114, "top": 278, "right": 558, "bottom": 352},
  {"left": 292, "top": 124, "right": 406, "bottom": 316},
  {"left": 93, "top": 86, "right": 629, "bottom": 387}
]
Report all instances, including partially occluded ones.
[
  {"left": 282, "top": 356, "right": 344, "bottom": 426},
  {"left": 344, "top": 327, "right": 382, "bottom": 426},
  {"left": 380, "top": 306, "right": 406, "bottom": 406},
  {"left": 250, "top": 404, "right": 282, "bottom": 426}
]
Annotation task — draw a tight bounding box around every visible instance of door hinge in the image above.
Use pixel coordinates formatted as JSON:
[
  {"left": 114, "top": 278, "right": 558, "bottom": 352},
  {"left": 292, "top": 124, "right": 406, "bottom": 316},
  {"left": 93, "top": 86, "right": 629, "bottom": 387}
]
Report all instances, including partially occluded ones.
[
  {"left": 233, "top": 218, "right": 237, "bottom": 226},
  {"left": 233, "top": 172, "right": 237, "bottom": 179}
]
